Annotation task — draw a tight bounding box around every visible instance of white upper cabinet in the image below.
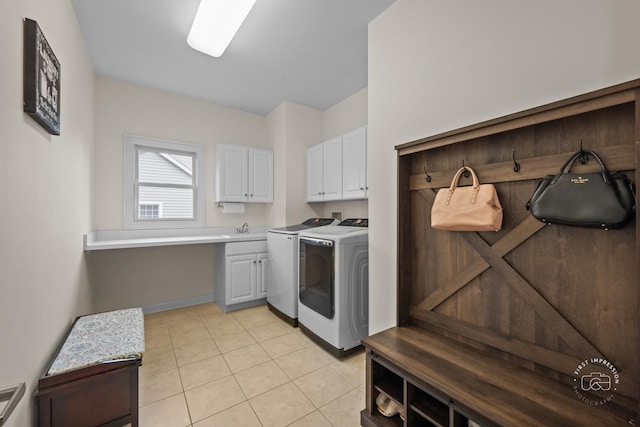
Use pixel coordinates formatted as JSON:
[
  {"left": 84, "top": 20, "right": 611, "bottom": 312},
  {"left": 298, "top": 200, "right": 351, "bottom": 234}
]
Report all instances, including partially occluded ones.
[
  {"left": 248, "top": 148, "right": 274, "bottom": 203},
  {"left": 306, "top": 126, "right": 367, "bottom": 203},
  {"left": 342, "top": 126, "right": 367, "bottom": 200},
  {"left": 306, "top": 137, "right": 343, "bottom": 202},
  {"left": 322, "top": 137, "right": 343, "bottom": 201},
  {"left": 215, "top": 144, "right": 248, "bottom": 202},
  {"left": 215, "top": 144, "right": 273, "bottom": 203},
  {"left": 306, "top": 144, "right": 324, "bottom": 202}
]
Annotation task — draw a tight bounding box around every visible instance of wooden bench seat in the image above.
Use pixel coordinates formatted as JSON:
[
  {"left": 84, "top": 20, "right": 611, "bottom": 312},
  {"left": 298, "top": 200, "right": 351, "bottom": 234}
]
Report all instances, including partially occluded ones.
[
  {"left": 36, "top": 308, "right": 144, "bottom": 427},
  {"left": 362, "top": 326, "right": 636, "bottom": 427}
]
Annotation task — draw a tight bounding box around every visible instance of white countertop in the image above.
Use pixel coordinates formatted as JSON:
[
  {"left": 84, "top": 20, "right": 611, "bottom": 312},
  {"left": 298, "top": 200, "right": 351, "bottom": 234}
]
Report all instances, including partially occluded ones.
[{"left": 84, "top": 227, "right": 268, "bottom": 251}]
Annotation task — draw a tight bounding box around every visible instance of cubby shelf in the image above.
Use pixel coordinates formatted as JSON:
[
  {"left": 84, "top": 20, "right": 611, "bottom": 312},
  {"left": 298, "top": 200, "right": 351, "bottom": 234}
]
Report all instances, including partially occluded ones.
[{"left": 364, "top": 350, "right": 472, "bottom": 427}]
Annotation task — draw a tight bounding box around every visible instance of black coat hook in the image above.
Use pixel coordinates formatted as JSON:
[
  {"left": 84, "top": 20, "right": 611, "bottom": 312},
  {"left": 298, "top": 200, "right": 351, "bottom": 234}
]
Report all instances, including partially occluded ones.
[
  {"left": 461, "top": 160, "right": 470, "bottom": 178},
  {"left": 423, "top": 165, "right": 432, "bottom": 182},
  {"left": 512, "top": 150, "right": 520, "bottom": 172},
  {"left": 579, "top": 139, "right": 588, "bottom": 165}
]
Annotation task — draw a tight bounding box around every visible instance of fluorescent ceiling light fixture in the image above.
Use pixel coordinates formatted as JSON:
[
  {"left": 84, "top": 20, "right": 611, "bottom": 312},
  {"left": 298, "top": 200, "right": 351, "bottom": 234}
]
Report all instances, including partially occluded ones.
[{"left": 187, "top": 0, "right": 257, "bottom": 57}]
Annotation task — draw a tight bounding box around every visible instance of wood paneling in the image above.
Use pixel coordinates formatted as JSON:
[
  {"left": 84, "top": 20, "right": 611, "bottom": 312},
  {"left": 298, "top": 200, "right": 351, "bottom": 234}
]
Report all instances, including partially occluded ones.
[{"left": 394, "top": 80, "right": 639, "bottom": 422}]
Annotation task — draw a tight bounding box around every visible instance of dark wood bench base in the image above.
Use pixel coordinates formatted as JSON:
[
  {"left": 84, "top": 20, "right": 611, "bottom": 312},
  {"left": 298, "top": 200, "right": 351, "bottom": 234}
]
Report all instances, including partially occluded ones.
[
  {"left": 362, "top": 326, "right": 636, "bottom": 427},
  {"left": 36, "top": 359, "right": 141, "bottom": 427}
]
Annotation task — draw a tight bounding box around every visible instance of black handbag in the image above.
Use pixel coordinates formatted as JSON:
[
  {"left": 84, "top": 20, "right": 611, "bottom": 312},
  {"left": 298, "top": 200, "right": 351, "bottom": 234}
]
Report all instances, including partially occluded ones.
[{"left": 526, "top": 149, "right": 636, "bottom": 229}]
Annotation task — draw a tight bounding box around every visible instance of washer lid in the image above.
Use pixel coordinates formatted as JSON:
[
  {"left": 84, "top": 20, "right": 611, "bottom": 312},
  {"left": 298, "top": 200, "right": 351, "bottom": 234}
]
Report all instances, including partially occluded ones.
[{"left": 269, "top": 218, "right": 338, "bottom": 233}]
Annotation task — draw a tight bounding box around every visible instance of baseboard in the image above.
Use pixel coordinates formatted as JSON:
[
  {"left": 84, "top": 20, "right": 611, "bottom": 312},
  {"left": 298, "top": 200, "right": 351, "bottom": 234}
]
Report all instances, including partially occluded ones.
[{"left": 142, "top": 295, "right": 215, "bottom": 314}]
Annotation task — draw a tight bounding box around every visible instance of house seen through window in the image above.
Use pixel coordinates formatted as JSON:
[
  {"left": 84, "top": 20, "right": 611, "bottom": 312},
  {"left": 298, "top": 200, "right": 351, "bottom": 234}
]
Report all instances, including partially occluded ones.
[{"left": 124, "top": 135, "right": 205, "bottom": 229}]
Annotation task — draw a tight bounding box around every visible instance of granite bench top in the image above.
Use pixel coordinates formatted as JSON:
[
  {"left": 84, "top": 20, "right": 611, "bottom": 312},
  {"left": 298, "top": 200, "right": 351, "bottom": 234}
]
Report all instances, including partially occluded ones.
[{"left": 47, "top": 308, "right": 145, "bottom": 376}]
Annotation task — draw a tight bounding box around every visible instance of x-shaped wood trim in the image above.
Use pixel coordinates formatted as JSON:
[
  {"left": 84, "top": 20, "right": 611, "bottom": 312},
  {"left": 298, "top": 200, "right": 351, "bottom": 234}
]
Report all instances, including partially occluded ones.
[{"left": 414, "top": 189, "right": 603, "bottom": 358}]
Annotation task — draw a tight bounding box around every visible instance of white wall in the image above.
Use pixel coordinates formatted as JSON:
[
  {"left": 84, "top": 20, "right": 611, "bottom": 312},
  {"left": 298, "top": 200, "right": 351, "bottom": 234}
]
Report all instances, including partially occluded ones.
[
  {"left": 90, "top": 77, "right": 275, "bottom": 311},
  {"left": 266, "top": 93, "right": 370, "bottom": 226},
  {"left": 93, "top": 76, "right": 271, "bottom": 230},
  {"left": 88, "top": 245, "right": 216, "bottom": 313},
  {"left": 279, "top": 101, "right": 325, "bottom": 224},
  {"left": 323, "top": 87, "right": 368, "bottom": 141},
  {"left": 367, "top": 0, "right": 640, "bottom": 334},
  {"left": 89, "top": 78, "right": 370, "bottom": 312},
  {"left": 265, "top": 102, "right": 288, "bottom": 227},
  {"left": 0, "top": 0, "right": 94, "bottom": 425}
]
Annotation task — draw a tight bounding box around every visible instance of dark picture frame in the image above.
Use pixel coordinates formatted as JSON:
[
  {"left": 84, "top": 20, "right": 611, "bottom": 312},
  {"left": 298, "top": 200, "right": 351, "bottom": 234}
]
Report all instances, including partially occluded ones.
[{"left": 23, "top": 18, "right": 61, "bottom": 135}]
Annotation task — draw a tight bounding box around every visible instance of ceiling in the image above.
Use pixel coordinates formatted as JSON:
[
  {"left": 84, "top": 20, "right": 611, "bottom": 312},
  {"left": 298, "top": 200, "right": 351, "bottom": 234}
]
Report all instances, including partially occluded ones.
[{"left": 71, "top": 0, "right": 395, "bottom": 115}]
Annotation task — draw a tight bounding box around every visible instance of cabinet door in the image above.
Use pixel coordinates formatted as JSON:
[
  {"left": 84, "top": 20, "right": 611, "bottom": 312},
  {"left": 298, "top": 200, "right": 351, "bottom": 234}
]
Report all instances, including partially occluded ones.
[
  {"left": 306, "top": 144, "right": 324, "bottom": 202},
  {"left": 248, "top": 148, "right": 273, "bottom": 203},
  {"left": 226, "top": 254, "right": 257, "bottom": 305},
  {"left": 322, "top": 137, "right": 343, "bottom": 201},
  {"left": 215, "top": 144, "right": 248, "bottom": 202},
  {"left": 256, "top": 253, "right": 269, "bottom": 298},
  {"left": 342, "top": 127, "right": 367, "bottom": 200}
]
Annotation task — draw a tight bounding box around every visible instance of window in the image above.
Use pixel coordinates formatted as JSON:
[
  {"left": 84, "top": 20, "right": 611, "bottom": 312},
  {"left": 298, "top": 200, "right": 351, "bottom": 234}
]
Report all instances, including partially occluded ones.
[
  {"left": 124, "top": 135, "right": 205, "bottom": 229},
  {"left": 138, "top": 202, "right": 162, "bottom": 219}
]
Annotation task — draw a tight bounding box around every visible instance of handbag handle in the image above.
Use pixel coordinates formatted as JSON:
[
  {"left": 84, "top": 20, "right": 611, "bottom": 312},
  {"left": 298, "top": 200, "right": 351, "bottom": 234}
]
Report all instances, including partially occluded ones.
[
  {"left": 449, "top": 166, "right": 480, "bottom": 191},
  {"left": 446, "top": 167, "right": 480, "bottom": 205},
  {"left": 552, "top": 149, "right": 612, "bottom": 185}
]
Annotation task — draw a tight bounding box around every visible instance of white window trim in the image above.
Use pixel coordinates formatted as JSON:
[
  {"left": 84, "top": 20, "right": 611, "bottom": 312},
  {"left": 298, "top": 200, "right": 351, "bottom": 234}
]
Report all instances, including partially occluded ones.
[{"left": 123, "top": 135, "right": 205, "bottom": 229}]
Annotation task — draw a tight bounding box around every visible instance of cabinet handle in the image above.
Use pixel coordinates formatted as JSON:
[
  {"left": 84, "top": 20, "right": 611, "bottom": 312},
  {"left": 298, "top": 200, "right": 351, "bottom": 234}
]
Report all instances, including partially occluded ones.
[
  {"left": 250, "top": 194, "right": 253, "bottom": 197},
  {"left": 253, "top": 260, "right": 256, "bottom": 264},
  {"left": 244, "top": 193, "right": 248, "bottom": 197},
  {"left": 360, "top": 187, "right": 364, "bottom": 190},
  {"left": 258, "top": 260, "right": 262, "bottom": 263}
]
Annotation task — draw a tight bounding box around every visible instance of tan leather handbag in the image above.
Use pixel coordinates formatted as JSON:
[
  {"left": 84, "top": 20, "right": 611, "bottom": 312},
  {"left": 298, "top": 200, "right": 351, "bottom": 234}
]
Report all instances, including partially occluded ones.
[{"left": 431, "top": 166, "right": 503, "bottom": 231}]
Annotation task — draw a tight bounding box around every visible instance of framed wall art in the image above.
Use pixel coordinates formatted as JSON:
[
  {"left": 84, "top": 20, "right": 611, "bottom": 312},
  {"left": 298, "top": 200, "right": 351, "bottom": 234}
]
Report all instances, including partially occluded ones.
[{"left": 23, "top": 18, "right": 61, "bottom": 135}]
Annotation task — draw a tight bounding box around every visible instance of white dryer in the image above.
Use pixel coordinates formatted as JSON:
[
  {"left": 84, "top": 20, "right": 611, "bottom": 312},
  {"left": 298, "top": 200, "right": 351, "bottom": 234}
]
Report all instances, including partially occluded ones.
[
  {"left": 298, "top": 218, "right": 368, "bottom": 357},
  {"left": 267, "top": 218, "right": 338, "bottom": 326}
]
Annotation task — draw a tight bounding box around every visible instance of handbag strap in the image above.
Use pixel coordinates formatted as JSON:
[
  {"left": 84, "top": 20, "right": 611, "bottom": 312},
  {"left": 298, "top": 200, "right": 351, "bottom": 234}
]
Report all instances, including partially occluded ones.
[
  {"left": 552, "top": 149, "right": 612, "bottom": 185},
  {"left": 448, "top": 166, "right": 480, "bottom": 190},
  {"left": 446, "top": 167, "right": 480, "bottom": 205}
]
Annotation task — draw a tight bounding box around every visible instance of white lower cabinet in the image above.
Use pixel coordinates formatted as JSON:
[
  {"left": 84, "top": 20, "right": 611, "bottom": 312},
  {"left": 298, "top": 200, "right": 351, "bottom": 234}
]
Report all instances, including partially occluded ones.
[
  {"left": 256, "top": 253, "right": 269, "bottom": 298},
  {"left": 215, "top": 241, "right": 269, "bottom": 312},
  {"left": 226, "top": 254, "right": 258, "bottom": 304}
]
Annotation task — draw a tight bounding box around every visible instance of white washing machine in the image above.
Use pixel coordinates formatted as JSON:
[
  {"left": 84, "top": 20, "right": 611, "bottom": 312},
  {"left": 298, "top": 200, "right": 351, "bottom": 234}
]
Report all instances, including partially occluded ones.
[
  {"left": 298, "top": 218, "right": 368, "bottom": 357},
  {"left": 267, "top": 218, "right": 338, "bottom": 326}
]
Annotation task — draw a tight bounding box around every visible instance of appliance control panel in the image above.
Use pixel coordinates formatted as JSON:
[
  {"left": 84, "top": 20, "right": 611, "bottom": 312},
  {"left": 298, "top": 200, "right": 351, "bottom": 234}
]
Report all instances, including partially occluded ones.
[
  {"left": 338, "top": 218, "right": 368, "bottom": 227},
  {"left": 302, "top": 218, "right": 338, "bottom": 226}
]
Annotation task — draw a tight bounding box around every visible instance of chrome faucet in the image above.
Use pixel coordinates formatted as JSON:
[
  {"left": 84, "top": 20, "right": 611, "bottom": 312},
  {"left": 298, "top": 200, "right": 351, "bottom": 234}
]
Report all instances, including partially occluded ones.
[{"left": 236, "top": 222, "right": 249, "bottom": 233}]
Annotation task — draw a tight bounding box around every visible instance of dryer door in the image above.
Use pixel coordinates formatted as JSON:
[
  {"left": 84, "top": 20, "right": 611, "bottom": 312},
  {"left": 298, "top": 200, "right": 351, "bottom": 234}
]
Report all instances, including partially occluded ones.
[{"left": 299, "top": 237, "right": 335, "bottom": 319}]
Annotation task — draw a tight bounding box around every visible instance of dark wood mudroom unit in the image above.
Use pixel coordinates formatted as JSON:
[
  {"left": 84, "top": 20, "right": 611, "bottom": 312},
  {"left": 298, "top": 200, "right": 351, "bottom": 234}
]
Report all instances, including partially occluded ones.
[{"left": 362, "top": 80, "right": 640, "bottom": 426}]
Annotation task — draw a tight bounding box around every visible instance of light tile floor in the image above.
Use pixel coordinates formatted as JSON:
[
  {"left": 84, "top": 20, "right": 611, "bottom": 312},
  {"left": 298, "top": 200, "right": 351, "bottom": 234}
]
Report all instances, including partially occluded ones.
[{"left": 134, "top": 303, "right": 365, "bottom": 427}]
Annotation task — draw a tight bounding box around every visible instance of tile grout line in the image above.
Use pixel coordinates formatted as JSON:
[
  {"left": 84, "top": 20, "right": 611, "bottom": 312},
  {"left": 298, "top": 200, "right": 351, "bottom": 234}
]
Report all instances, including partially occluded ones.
[{"left": 142, "top": 304, "right": 365, "bottom": 426}]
